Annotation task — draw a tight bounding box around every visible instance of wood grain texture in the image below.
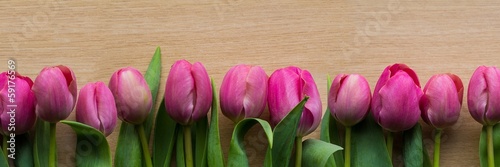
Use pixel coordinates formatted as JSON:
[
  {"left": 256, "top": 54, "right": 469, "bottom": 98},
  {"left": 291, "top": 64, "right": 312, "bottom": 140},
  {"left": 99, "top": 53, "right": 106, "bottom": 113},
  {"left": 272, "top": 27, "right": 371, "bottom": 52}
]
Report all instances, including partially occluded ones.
[{"left": 1, "top": 0, "right": 498, "bottom": 166}]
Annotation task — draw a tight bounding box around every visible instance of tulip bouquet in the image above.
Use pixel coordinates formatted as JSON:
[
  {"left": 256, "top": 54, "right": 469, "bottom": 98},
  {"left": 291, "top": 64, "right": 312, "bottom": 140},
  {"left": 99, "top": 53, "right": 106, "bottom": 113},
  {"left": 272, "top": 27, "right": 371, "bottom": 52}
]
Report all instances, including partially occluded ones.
[{"left": 2, "top": 48, "right": 500, "bottom": 167}]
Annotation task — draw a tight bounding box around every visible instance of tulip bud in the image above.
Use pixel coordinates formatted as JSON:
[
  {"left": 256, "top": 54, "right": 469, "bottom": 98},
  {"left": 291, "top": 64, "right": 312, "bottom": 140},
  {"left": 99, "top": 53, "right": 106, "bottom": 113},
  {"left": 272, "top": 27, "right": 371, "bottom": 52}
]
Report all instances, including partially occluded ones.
[
  {"left": 328, "top": 74, "right": 371, "bottom": 127},
  {"left": 420, "top": 74, "right": 463, "bottom": 129},
  {"left": 220, "top": 65, "right": 268, "bottom": 123},
  {"left": 468, "top": 66, "right": 500, "bottom": 125},
  {"left": 268, "top": 66, "right": 322, "bottom": 137},
  {"left": 33, "top": 65, "right": 77, "bottom": 123},
  {"left": 109, "top": 67, "right": 152, "bottom": 125},
  {"left": 76, "top": 82, "right": 117, "bottom": 136},
  {"left": 0, "top": 72, "right": 36, "bottom": 135},
  {"left": 372, "top": 63, "right": 423, "bottom": 132},
  {"left": 164, "top": 60, "right": 212, "bottom": 125}
]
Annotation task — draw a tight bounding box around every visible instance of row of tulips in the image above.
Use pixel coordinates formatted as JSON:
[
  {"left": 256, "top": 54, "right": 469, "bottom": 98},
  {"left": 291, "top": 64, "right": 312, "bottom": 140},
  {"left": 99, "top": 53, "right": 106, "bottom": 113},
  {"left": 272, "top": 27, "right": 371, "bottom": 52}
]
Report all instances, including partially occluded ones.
[{"left": 0, "top": 48, "right": 499, "bottom": 167}]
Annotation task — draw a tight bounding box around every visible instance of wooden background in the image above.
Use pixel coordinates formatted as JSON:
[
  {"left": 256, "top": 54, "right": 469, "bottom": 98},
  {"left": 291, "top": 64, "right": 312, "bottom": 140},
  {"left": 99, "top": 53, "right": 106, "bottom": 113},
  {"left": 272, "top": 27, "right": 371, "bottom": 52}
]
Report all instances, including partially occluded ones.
[{"left": 1, "top": 0, "right": 498, "bottom": 166}]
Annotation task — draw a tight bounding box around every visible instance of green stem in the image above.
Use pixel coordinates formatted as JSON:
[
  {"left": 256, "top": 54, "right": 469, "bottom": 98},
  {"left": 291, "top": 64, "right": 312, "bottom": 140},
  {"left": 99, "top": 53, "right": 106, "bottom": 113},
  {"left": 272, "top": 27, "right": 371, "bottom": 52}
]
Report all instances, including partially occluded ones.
[
  {"left": 3, "top": 135, "right": 7, "bottom": 158},
  {"left": 184, "top": 126, "right": 193, "bottom": 167},
  {"left": 137, "top": 124, "right": 153, "bottom": 167},
  {"left": 487, "top": 125, "right": 495, "bottom": 167},
  {"left": 386, "top": 132, "right": 393, "bottom": 160},
  {"left": 345, "top": 127, "right": 352, "bottom": 167},
  {"left": 433, "top": 129, "right": 442, "bottom": 167},
  {"left": 295, "top": 136, "right": 303, "bottom": 167},
  {"left": 49, "top": 123, "right": 56, "bottom": 167}
]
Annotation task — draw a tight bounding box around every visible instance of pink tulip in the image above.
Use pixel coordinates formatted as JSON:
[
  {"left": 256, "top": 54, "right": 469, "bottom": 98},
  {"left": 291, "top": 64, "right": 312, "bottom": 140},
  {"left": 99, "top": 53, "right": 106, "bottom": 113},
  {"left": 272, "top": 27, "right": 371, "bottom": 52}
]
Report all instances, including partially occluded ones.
[
  {"left": 328, "top": 74, "right": 371, "bottom": 127},
  {"left": 33, "top": 65, "right": 77, "bottom": 123},
  {"left": 164, "top": 60, "right": 212, "bottom": 125},
  {"left": 372, "top": 63, "right": 423, "bottom": 132},
  {"left": 468, "top": 66, "right": 500, "bottom": 125},
  {"left": 109, "top": 67, "right": 152, "bottom": 125},
  {"left": 268, "top": 66, "right": 322, "bottom": 137},
  {"left": 76, "top": 82, "right": 117, "bottom": 136},
  {"left": 220, "top": 64, "right": 268, "bottom": 123},
  {"left": 420, "top": 74, "right": 463, "bottom": 129},
  {"left": 0, "top": 72, "right": 36, "bottom": 135}
]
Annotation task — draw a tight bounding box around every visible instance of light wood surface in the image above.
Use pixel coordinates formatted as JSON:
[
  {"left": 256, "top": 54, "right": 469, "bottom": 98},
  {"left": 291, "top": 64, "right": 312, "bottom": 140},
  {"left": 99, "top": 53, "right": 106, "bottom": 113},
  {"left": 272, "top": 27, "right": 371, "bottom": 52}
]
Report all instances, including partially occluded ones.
[{"left": 1, "top": 1, "right": 499, "bottom": 166}]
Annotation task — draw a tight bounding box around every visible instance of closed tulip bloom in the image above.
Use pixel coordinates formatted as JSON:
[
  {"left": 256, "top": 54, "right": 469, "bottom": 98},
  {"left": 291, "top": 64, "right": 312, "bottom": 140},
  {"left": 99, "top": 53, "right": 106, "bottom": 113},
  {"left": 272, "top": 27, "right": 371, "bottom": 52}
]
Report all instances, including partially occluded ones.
[
  {"left": 372, "top": 63, "right": 423, "bottom": 132},
  {"left": 420, "top": 74, "right": 463, "bottom": 129},
  {"left": 33, "top": 65, "right": 77, "bottom": 123},
  {"left": 109, "top": 67, "right": 152, "bottom": 125},
  {"left": 0, "top": 72, "right": 36, "bottom": 135},
  {"left": 220, "top": 65, "right": 268, "bottom": 123},
  {"left": 76, "top": 82, "right": 117, "bottom": 136},
  {"left": 164, "top": 60, "right": 212, "bottom": 125},
  {"left": 468, "top": 66, "right": 500, "bottom": 125},
  {"left": 268, "top": 66, "right": 322, "bottom": 137},
  {"left": 328, "top": 74, "right": 371, "bottom": 127}
]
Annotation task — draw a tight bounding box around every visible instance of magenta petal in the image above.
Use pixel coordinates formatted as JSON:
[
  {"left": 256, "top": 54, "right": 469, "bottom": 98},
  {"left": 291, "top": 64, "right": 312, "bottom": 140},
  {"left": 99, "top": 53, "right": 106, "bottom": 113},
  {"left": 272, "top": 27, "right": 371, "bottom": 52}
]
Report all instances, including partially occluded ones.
[
  {"left": 484, "top": 67, "right": 500, "bottom": 124},
  {"left": 421, "top": 74, "right": 461, "bottom": 129},
  {"left": 468, "top": 66, "right": 489, "bottom": 124},
  {"left": 34, "top": 66, "right": 75, "bottom": 122},
  {"left": 220, "top": 65, "right": 248, "bottom": 122},
  {"left": 243, "top": 66, "right": 268, "bottom": 118},
  {"left": 95, "top": 82, "right": 117, "bottom": 136},
  {"left": 165, "top": 60, "right": 196, "bottom": 125},
  {"left": 191, "top": 62, "right": 212, "bottom": 123},
  {"left": 377, "top": 72, "right": 422, "bottom": 132},
  {"left": 330, "top": 74, "right": 371, "bottom": 127},
  {"left": 268, "top": 67, "right": 301, "bottom": 126},
  {"left": 76, "top": 83, "right": 101, "bottom": 132}
]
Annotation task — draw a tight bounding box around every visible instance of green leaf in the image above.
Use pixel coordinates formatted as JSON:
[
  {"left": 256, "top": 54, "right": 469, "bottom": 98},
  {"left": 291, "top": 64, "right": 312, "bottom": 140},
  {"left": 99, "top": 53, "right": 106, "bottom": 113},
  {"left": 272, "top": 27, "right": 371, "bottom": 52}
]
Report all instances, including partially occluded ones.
[
  {"left": 34, "top": 119, "right": 51, "bottom": 167},
  {"left": 114, "top": 123, "right": 142, "bottom": 167},
  {"left": 480, "top": 124, "right": 500, "bottom": 167},
  {"left": 403, "top": 123, "right": 426, "bottom": 167},
  {"left": 115, "top": 47, "right": 162, "bottom": 167},
  {"left": 194, "top": 116, "right": 208, "bottom": 167},
  {"left": 0, "top": 137, "right": 9, "bottom": 167},
  {"left": 301, "top": 139, "right": 343, "bottom": 167},
  {"left": 153, "top": 99, "right": 178, "bottom": 167},
  {"left": 351, "top": 115, "right": 392, "bottom": 167},
  {"left": 176, "top": 128, "right": 186, "bottom": 167},
  {"left": 14, "top": 133, "right": 34, "bottom": 167},
  {"left": 270, "top": 97, "right": 309, "bottom": 167},
  {"left": 143, "top": 46, "right": 163, "bottom": 140},
  {"left": 227, "top": 118, "right": 273, "bottom": 167},
  {"left": 207, "top": 79, "right": 224, "bottom": 167},
  {"left": 319, "top": 75, "right": 343, "bottom": 167},
  {"left": 60, "top": 120, "right": 112, "bottom": 167}
]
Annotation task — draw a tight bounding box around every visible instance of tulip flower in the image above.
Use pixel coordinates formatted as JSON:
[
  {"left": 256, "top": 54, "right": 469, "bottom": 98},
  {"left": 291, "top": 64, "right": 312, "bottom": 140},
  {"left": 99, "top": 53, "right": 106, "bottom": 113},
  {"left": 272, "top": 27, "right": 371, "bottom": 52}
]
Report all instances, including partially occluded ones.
[
  {"left": 33, "top": 65, "right": 77, "bottom": 123},
  {"left": 420, "top": 73, "right": 463, "bottom": 167},
  {"left": 76, "top": 82, "right": 117, "bottom": 136},
  {"left": 468, "top": 66, "right": 500, "bottom": 167},
  {"left": 268, "top": 66, "right": 322, "bottom": 137},
  {"left": 371, "top": 63, "right": 422, "bottom": 159},
  {"left": 328, "top": 74, "right": 371, "bottom": 127},
  {"left": 164, "top": 60, "right": 212, "bottom": 126},
  {"left": 328, "top": 74, "right": 371, "bottom": 167},
  {"left": 468, "top": 66, "right": 500, "bottom": 125},
  {"left": 420, "top": 74, "right": 463, "bottom": 129},
  {"left": 109, "top": 67, "right": 152, "bottom": 125},
  {"left": 220, "top": 64, "right": 268, "bottom": 123},
  {"left": 0, "top": 72, "right": 36, "bottom": 135},
  {"left": 32, "top": 65, "right": 77, "bottom": 167},
  {"left": 164, "top": 60, "right": 212, "bottom": 167},
  {"left": 371, "top": 63, "right": 422, "bottom": 132}
]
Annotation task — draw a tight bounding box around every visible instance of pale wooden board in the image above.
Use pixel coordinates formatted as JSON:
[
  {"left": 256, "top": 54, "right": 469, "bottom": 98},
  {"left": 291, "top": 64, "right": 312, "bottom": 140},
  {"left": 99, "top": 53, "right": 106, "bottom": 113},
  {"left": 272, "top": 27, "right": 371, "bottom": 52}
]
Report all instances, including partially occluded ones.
[{"left": 2, "top": 0, "right": 499, "bottom": 166}]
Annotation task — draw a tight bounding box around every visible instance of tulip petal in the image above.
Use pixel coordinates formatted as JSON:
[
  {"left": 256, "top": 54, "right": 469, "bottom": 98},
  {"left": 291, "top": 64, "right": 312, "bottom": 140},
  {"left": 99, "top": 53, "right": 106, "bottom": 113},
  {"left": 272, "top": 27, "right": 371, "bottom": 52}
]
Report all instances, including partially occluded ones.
[
  {"left": 95, "top": 82, "right": 117, "bottom": 136},
  {"left": 76, "top": 83, "right": 101, "bottom": 132},
  {"left": 220, "top": 65, "right": 247, "bottom": 122},
  {"left": 484, "top": 67, "right": 500, "bottom": 124},
  {"left": 243, "top": 66, "right": 268, "bottom": 119},
  {"left": 468, "top": 66, "right": 489, "bottom": 124},
  {"left": 421, "top": 74, "right": 461, "bottom": 129},
  {"left": 330, "top": 74, "right": 371, "bottom": 127},
  {"left": 268, "top": 68, "right": 301, "bottom": 126},
  {"left": 298, "top": 69, "right": 322, "bottom": 136},
  {"left": 191, "top": 62, "right": 212, "bottom": 122},
  {"left": 377, "top": 72, "right": 422, "bottom": 132},
  {"left": 165, "top": 60, "right": 196, "bottom": 125}
]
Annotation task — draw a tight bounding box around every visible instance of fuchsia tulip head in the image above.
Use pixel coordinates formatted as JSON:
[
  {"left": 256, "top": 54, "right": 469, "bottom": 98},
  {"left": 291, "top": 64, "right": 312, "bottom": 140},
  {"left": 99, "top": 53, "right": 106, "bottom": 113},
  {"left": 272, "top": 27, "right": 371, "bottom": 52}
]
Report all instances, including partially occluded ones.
[
  {"left": 220, "top": 64, "right": 268, "bottom": 123},
  {"left": 371, "top": 63, "right": 423, "bottom": 132},
  {"left": 268, "top": 66, "right": 322, "bottom": 137},
  {"left": 468, "top": 66, "right": 500, "bottom": 125},
  {"left": 76, "top": 82, "right": 117, "bottom": 136},
  {"left": 420, "top": 74, "right": 463, "bottom": 129},
  {"left": 33, "top": 65, "right": 77, "bottom": 123},
  {"left": 328, "top": 74, "right": 371, "bottom": 127},
  {"left": 0, "top": 72, "right": 36, "bottom": 135},
  {"left": 109, "top": 67, "right": 152, "bottom": 125},
  {"left": 164, "top": 60, "right": 212, "bottom": 125}
]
